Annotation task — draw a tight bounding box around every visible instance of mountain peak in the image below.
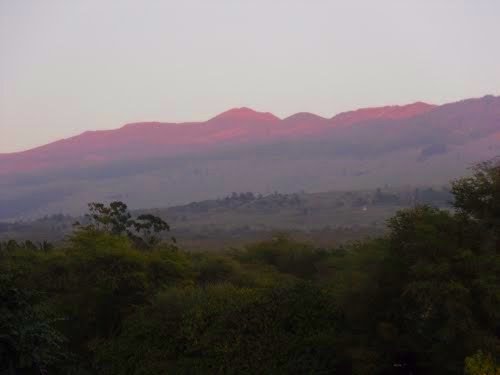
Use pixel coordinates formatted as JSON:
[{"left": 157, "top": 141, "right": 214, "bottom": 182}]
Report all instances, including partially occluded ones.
[
  {"left": 283, "top": 112, "right": 327, "bottom": 123},
  {"left": 210, "top": 107, "right": 280, "bottom": 122}
]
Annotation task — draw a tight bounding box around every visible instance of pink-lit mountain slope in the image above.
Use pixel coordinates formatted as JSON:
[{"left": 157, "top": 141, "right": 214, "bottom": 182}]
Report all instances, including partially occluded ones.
[
  {"left": 330, "top": 102, "right": 436, "bottom": 126},
  {"left": 0, "top": 95, "right": 498, "bottom": 219},
  {"left": 0, "top": 101, "right": 436, "bottom": 176}
]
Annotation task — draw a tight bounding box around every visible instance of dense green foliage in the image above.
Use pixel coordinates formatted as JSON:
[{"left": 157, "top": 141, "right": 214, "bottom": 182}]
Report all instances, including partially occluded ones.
[{"left": 1, "top": 160, "right": 499, "bottom": 374}]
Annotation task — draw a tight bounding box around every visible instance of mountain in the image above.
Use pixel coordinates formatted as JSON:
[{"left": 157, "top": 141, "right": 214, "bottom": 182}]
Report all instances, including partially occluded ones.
[
  {"left": 330, "top": 101, "right": 436, "bottom": 125},
  {"left": 0, "top": 95, "right": 499, "bottom": 219},
  {"left": 0, "top": 102, "right": 436, "bottom": 176}
]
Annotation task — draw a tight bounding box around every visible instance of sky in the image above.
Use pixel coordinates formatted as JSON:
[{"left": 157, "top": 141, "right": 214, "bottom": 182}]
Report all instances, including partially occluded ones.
[{"left": 1, "top": 1, "right": 500, "bottom": 153}]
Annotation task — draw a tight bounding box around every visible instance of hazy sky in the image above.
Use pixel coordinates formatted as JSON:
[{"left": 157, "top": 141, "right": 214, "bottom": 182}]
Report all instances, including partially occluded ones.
[{"left": 1, "top": 1, "right": 500, "bottom": 153}]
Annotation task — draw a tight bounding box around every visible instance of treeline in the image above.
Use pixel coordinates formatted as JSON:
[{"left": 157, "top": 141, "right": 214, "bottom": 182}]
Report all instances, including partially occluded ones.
[
  {"left": 0, "top": 160, "right": 499, "bottom": 374},
  {"left": 182, "top": 187, "right": 450, "bottom": 212},
  {"left": 169, "top": 191, "right": 303, "bottom": 215},
  {"left": 0, "top": 186, "right": 450, "bottom": 245}
]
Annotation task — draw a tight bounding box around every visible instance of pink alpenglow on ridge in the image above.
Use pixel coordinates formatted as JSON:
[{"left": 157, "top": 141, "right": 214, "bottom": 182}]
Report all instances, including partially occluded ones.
[
  {"left": 1, "top": 96, "right": 499, "bottom": 177},
  {"left": 330, "top": 102, "right": 436, "bottom": 126},
  {"left": 209, "top": 107, "right": 281, "bottom": 123}
]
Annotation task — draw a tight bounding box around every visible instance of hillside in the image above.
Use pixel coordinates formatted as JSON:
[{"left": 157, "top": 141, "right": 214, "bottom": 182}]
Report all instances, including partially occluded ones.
[
  {"left": 0, "top": 95, "right": 498, "bottom": 219},
  {"left": 0, "top": 186, "right": 451, "bottom": 250}
]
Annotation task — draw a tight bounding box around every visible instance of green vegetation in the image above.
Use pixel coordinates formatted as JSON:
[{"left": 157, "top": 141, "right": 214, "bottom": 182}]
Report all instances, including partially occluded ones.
[{"left": 0, "top": 160, "right": 499, "bottom": 374}]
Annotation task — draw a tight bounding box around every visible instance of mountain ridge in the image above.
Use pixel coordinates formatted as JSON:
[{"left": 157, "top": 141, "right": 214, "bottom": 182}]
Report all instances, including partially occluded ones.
[
  {"left": 2, "top": 100, "right": 442, "bottom": 158},
  {"left": 0, "top": 95, "right": 498, "bottom": 219}
]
